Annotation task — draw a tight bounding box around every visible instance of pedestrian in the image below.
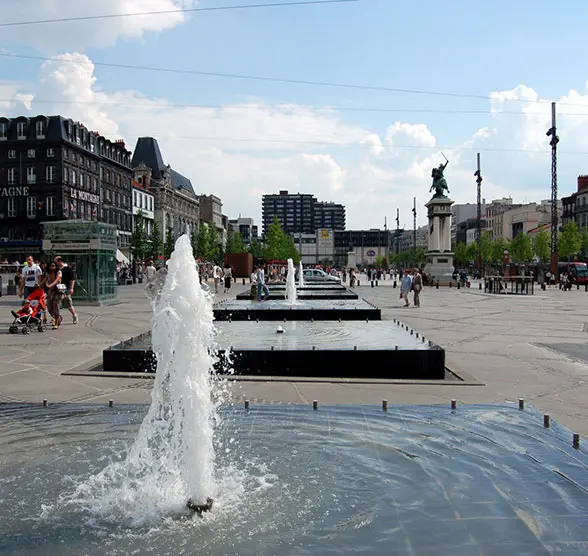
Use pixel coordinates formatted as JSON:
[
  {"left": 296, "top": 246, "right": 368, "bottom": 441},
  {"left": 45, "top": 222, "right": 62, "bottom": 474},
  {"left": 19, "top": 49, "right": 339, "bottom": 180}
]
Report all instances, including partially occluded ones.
[
  {"left": 145, "top": 259, "right": 156, "bottom": 282},
  {"left": 412, "top": 268, "right": 423, "bottom": 307},
  {"left": 223, "top": 263, "right": 232, "bottom": 293},
  {"left": 54, "top": 256, "right": 78, "bottom": 324},
  {"left": 256, "top": 265, "right": 270, "bottom": 301},
  {"left": 400, "top": 268, "right": 412, "bottom": 307},
  {"left": 45, "top": 261, "right": 63, "bottom": 329},
  {"left": 213, "top": 264, "right": 221, "bottom": 293},
  {"left": 19, "top": 255, "right": 42, "bottom": 299}
]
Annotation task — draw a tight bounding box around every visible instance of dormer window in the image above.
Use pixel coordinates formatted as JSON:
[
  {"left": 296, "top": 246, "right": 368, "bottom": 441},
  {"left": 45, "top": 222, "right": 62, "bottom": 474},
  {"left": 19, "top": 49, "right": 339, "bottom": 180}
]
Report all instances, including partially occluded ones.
[
  {"left": 17, "top": 121, "right": 26, "bottom": 140},
  {"left": 36, "top": 120, "right": 45, "bottom": 139}
]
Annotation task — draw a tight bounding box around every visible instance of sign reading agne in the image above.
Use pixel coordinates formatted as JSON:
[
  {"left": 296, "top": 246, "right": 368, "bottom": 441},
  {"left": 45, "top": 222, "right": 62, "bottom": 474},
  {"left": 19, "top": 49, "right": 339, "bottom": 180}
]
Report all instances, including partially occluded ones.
[
  {"left": 367, "top": 249, "right": 376, "bottom": 256},
  {"left": 0, "top": 186, "right": 29, "bottom": 197}
]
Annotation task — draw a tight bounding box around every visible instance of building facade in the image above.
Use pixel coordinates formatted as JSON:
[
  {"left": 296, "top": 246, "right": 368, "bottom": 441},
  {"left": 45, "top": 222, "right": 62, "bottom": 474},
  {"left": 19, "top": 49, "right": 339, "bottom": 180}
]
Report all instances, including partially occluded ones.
[
  {"left": 315, "top": 201, "right": 346, "bottom": 231},
  {"left": 0, "top": 115, "right": 132, "bottom": 254},
  {"left": 131, "top": 137, "right": 199, "bottom": 241},
  {"left": 228, "top": 217, "right": 258, "bottom": 245},
  {"left": 131, "top": 169, "right": 155, "bottom": 237},
  {"left": 262, "top": 190, "right": 346, "bottom": 236},
  {"left": 451, "top": 202, "right": 485, "bottom": 244},
  {"left": 333, "top": 229, "right": 393, "bottom": 268},
  {"left": 398, "top": 225, "right": 429, "bottom": 252},
  {"left": 562, "top": 176, "right": 588, "bottom": 230}
]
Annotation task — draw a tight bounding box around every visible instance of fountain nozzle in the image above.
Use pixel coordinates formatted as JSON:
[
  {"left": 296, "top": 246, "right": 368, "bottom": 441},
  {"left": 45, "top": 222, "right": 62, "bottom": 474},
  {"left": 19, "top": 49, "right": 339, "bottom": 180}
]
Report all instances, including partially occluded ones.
[
  {"left": 276, "top": 325, "right": 284, "bottom": 334},
  {"left": 187, "top": 497, "right": 214, "bottom": 518}
]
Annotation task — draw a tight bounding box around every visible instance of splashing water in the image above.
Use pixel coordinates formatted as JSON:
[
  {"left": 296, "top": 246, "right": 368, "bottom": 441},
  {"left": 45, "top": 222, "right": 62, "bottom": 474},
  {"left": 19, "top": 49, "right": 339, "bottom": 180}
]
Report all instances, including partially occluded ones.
[
  {"left": 66, "top": 234, "right": 220, "bottom": 526},
  {"left": 285, "top": 258, "right": 297, "bottom": 305},
  {"left": 299, "top": 261, "right": 305, "bottom": 287}
]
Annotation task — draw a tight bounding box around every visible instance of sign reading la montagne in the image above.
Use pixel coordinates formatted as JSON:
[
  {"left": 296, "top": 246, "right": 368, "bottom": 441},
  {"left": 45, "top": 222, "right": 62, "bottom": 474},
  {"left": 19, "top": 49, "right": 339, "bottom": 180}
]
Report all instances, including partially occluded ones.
[{"left": 0, "top": 186, "right": 29, "bottom": 197}]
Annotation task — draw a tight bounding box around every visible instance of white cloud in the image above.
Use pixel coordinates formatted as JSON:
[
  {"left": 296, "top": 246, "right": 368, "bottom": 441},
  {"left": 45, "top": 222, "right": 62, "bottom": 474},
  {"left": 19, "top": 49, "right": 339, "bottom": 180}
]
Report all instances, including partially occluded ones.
[
  {"left": 5, "top": 54, "right": 588, "bottom": 230},
  {"left": 0, "top": 0, "right": 197, "bottom": 51}
]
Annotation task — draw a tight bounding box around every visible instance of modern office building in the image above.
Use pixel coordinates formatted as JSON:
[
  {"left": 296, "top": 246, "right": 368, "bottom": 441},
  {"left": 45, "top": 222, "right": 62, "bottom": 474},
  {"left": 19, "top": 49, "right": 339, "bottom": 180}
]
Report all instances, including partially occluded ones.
[
  {"left": 228, "top": 216, "right": 258, "bottom": 245},
  {"left": 315, "top": 201, "right": 346, "bottom": 231}
]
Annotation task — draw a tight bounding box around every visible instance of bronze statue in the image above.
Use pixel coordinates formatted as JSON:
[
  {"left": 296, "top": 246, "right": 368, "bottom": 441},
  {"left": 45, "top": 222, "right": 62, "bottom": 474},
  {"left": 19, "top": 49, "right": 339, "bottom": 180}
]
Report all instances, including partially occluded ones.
[{"left": 430, "top": 155, "right": 450, "bottom": 197}]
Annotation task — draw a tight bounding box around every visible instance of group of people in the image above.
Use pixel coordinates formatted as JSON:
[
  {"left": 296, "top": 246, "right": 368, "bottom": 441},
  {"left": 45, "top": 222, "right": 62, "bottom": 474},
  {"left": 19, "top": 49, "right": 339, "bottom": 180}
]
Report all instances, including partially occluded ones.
[
  {"left": 17, "top": 255, "right": 78, "bottom": 329},
  {"left": 399, "top": 268, "right": 423, "bottom": 308}
]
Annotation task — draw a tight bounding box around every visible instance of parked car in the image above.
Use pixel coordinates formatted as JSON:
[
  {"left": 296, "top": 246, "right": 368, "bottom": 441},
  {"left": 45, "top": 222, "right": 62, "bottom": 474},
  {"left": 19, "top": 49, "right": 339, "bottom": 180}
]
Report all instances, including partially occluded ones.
[{"left": 302, "top": 269, "right": 341, "bottom": 283}]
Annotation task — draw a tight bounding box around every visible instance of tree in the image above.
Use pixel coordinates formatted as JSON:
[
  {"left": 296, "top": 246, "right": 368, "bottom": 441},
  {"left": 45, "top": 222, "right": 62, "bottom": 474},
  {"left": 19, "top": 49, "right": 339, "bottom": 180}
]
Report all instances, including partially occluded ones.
[
  {"left": 559, "top": 221, "right": 582, "bottom": 260},
  {"left": 375, "top": 255, "right": 389, "bottom": 270},
  {"left": 150, "top": 220, "right": 163, "bottom": 261},
  {"left": 264, "top": 216, "right": 299, "bottom": 262},
  {"left": 453, "top": 242, "right": 469, "bottom": 266},
  {"left": 164, "top": 228, "right": 175, "bottom": 259},
  {"left": 249, "top": 238, "right": 264, "bottom": 260},
  {"left": 532, "top": 229, "right": 550, "bottom": 264},
  {"left": 195, "top": 224, "right": 210, "bottom": 260},
  {"left": 581, "top": 228, "right": 588, "bottom": 260},
  {"left": 226, "top": 230, "right": 246, "bottom": 254},
  {"left": 131, "top": 210, "right": 150, "bottom": 261},
  {"left": 479, "top": 233, "right": 492, "bottom": 265},
  {"left": 510, "top": 233, "right": 533, "bottom": 263},
  {"left": 190, "top": 229, "right": 199, "bottom": 259},
  {"left": 208, "top": 225, "right": 221, "bottom": 263},
  {"left": 490, "top": 238, "right": 510, "bottom": 266}
]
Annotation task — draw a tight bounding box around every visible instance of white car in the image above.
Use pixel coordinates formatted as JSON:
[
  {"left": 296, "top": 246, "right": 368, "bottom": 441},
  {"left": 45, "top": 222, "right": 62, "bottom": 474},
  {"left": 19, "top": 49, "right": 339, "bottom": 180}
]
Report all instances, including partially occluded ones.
[{"left": 302, "top": 269, "right": 342, "bottom": 283}]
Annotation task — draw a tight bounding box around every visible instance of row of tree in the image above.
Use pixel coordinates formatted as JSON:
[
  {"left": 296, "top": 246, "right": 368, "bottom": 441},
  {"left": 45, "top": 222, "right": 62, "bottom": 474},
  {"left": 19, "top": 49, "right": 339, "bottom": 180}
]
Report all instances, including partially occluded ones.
[
  {"left": 453, "top": 222, "right": 588, "bottom": 266},
  {"left": 131, "top": 213, "right": 299, "bottom": 265}
]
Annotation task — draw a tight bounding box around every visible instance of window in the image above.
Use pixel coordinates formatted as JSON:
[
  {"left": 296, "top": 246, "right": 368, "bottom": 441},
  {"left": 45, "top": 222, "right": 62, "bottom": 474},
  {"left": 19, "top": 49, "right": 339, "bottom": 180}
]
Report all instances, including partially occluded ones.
[
  {"left": 71, "top": 169, "right": 76, "bottom": 186},
  {"left": 46, "top": 166, "right": 56, "bottom": 183},
  {"left": 36, "top": 120, "right": 45, "bottom": 138},
  {"left": 7, "top": 168, "right": 15, "bottom": 184},
  {"left": 46, "top": 196, "right": 55, "bottom": 216},
  {"left": 17, "top": 121, "right": 26, "bottom": 139},
  {"left": 27, "top": 196, "right": 36, "bottom": 218},
  {"left": 80, "top": 173, "right": 84, "bottom": 188},
  {"left": 47, "top": 148, "right": 55, "bottom": 157},
  {"left": 8, "top": 150, "right": 16, "bottom": 159},
  {"left": 0, "top": 122, "right": 7, "bottom": 140},
  {"left": 64, "top": 149, "right": 68, "bottom": 160},
  {"left": 27, "top": 149, "right": 35, "bottom": 158},
  {"left": 26, "top": 167, "right": 36, "bottom": 184},
  {"left": 7, "top": 198, "right": 16, "bottom": 217}
]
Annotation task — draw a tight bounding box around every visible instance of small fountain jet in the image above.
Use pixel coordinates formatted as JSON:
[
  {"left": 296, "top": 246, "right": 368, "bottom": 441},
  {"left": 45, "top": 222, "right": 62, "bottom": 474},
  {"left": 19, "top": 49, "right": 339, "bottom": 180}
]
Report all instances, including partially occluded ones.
[{"left": 187, "top": 497, "right": 214, "bottom": 518}]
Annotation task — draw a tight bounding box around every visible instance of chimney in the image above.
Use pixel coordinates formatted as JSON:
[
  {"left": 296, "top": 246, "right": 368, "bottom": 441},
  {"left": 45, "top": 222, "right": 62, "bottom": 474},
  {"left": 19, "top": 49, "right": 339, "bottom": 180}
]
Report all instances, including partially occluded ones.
[{"left": 578, "top": 175, "right": 588, "bottom": 192}]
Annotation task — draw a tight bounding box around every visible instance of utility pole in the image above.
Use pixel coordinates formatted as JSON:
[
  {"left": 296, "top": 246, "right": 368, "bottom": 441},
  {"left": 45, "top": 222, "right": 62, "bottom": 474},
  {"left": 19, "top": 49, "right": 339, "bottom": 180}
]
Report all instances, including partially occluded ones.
[
  {"left": 412, "top": 197, "right": 417, "bottom": 264},
  {"left": 547, "top": 101, "right": 559, "bottom": 278},
  {"left": 395, "top": 208, "right": 400, "bottom": 254},
  {"left": 474, "top": 153, "right": 483, "bottom": 275}
]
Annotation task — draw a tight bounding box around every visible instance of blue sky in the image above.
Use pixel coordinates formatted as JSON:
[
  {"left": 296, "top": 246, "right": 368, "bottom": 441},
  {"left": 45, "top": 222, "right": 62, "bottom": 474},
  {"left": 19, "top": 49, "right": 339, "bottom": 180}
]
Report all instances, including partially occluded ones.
[{"left": 1, "top": 0, "right": 588, "bottom": 228}]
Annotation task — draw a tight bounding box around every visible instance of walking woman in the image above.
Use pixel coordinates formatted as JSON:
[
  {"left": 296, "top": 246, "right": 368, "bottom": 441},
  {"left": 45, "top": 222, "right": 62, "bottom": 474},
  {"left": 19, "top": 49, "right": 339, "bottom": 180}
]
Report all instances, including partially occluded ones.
[
  {"left": 223, "top": 263, "right": 232, "bottom": 293},
  {"left": 45, "top": 261, "right": 63, "bottom": 329}
]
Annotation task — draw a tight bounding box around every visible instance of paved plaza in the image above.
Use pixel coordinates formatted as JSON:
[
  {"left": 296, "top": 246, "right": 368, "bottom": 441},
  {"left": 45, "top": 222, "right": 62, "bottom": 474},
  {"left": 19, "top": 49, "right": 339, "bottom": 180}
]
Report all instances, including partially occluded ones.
[{"left": 1, "top": 278, "right": 588, "bottom": 435}]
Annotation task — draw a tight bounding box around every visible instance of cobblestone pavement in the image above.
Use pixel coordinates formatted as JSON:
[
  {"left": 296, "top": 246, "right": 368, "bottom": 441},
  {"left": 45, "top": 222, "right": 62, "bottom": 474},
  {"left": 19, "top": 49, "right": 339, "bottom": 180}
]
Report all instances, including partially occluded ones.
[{"left": 2, "top": 277, "right": 588, "bottom": 435}]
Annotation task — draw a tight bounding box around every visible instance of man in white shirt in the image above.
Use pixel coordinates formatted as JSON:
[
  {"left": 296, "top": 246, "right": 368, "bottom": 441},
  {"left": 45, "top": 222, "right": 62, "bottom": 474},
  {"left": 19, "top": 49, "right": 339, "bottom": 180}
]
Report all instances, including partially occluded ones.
[
  {"left": 145, "top": 260, "right": 157, "bottom": 282},
  {"left": 19, "top": 255, "right": 42, "bottom": 299},
  {"left": 213, "top": 264, "right": 222, "bottom": 293}
]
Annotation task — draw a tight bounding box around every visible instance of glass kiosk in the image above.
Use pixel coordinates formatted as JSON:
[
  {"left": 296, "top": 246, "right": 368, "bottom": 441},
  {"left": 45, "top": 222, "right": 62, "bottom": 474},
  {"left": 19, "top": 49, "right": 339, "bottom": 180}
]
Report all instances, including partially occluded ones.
[{"left": 42, "top": 220, "right": 118, "bottom": 305}]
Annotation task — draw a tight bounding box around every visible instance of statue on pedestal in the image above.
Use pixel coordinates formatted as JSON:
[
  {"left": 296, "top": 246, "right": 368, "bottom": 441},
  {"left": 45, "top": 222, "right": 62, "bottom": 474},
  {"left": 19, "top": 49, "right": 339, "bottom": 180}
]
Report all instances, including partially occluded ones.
[{"left": 429, "top": 155, "right": 450, "bottom": 198}]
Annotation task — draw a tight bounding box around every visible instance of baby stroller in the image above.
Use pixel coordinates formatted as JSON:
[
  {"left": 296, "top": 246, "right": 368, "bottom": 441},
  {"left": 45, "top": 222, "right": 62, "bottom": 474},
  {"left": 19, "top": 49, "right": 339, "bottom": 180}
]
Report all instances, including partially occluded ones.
[{"left": 9, "top": 288, "right": 47, "bottom": 334}]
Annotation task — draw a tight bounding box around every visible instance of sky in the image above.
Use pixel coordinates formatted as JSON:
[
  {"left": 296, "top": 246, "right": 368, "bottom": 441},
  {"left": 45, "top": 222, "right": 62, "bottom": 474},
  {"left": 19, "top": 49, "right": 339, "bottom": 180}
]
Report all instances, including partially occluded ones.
[{"left": 2, "top": 0, "right": 588, "bottom": 230}]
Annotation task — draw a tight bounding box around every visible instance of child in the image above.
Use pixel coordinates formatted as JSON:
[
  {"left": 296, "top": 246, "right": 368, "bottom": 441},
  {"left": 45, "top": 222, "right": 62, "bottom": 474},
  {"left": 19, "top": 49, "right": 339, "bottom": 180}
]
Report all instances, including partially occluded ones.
[{"left": 12, "top": 300, "right": 33, "bottom": 319}]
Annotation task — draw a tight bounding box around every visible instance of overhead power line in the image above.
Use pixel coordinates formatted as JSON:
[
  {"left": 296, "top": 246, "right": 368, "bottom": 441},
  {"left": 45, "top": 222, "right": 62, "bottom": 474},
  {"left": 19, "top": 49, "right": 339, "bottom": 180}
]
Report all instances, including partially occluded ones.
[
  {"left": 0, "top": 0, "right": 358, "bottom": 27},
  {"left": 5, "top": 96, "right": 588, "bottom": 117},
  {"left": 1, "top": 52, "right": 574, "bottom": 105}
]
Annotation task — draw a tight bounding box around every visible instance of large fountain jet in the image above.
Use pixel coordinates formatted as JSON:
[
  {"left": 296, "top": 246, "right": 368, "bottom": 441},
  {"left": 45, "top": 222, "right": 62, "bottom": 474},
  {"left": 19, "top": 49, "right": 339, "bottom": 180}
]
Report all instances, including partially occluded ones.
[
  {"left": 285, "top": 258, "right": 298, "bottom": 305},
  {"left": 299, "top": 261, "right": 305, "bottom": 287}
]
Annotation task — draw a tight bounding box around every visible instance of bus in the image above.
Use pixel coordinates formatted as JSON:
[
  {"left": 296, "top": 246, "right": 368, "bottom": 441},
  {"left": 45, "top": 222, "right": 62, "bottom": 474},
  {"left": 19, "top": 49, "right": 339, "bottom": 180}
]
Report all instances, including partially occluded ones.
[{"left": 558, "top": 262, "right": 588, "bottom": 285}]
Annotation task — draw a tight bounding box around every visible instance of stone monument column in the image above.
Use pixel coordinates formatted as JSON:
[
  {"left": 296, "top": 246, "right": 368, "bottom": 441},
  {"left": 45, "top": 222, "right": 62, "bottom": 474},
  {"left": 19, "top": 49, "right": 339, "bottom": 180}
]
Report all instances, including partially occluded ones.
[{"left": 423, "top": 157, "right": 455, "bottom": 285}]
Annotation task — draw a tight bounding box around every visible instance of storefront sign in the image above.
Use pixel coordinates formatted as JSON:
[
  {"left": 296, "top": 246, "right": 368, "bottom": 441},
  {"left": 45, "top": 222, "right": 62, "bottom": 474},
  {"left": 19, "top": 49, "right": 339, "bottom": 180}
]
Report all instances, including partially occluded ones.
[
  {"left": 0, "top": 186, "right": 29, "bottom": 197},
  {"left": 70, "top": 187, "right": 99, "bottom": 204},
  {"left": 367, "top": 250, "right": 376, "bottom": 256},
  {"left": 42, "top": 239, "right": 117, "bottom": 251}
]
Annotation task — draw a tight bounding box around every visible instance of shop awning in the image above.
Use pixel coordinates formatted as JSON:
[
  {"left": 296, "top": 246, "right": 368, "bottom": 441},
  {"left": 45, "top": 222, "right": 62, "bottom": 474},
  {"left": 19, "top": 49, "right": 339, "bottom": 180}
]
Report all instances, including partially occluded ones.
[{"left": 116, "top": 249, "right": 129, "bottom": 264}]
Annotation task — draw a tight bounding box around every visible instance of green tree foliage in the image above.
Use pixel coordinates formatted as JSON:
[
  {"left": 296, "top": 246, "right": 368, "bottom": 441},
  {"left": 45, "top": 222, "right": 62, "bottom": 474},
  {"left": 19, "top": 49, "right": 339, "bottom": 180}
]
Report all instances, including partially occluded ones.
[
  {"left": 150, "top": 220, "right": 163, "bottom": 261},
  {"left": 131, "top": 210, "right": 150, "bottom": 261},
  {"left": 248, "top": 238, "right": 265, "bottom": 260},
  {"left": 509, "top": 233, "right": 533, "bottom": 263},
  {"left": 478, "top": 233, "right": 492, "bottom": 264},
  {"left": 164, "top": 228, "right": 175, "bottom": 260},
  {"left": 532, "top": 229, "right": 551, "bottom": 263},
  {"left": 375, "top": 255, "right": 389, "bottom": 270},
  {"left": 193, "top": 224, "right": 223, "bottom": 262},
  {"left": 225, "top": 230, "right": 247, "bottom": 254},
  {"left": 581, "top": 228, "right": 588, "bottom": 260},
  {"left": 390, "top": 248, "right": 427, "bottom": 267},
  {"left": 559, "top": 221, "right": 582, "bottom": 260},
  {"left": 453, "top": 242, "right": 470, "bottom": 266},
  {"left": 490, "top": 238, "right": 510, "bottom": 265},
  {"left": 264, "top": 217, "right": 299, "bottom": 262}
]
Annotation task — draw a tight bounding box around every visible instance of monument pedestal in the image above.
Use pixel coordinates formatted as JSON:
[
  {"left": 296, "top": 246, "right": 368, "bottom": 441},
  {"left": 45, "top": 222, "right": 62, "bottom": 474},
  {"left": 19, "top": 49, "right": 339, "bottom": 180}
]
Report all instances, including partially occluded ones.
[{"left": 424, "top": 195, "right": 456, "bottom": 286}]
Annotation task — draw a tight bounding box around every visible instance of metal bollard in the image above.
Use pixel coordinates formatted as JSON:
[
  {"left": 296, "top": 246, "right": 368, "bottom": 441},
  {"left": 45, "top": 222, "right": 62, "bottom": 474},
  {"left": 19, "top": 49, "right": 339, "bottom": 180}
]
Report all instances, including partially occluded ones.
[
  {"left": 371, "top": 280, "right": 374, "bottom": 288},
  {"left": 519, "top": 398, "right": 524, "bottom": 410},
  {"left": 449, "top": 282, "right": 453, "bottom": 288},
  {"left": 436, "top": 281, "right": 440, "bottom": 289},
  {"left": 382, "top": 400, "right": 388, "bottom": 412},
  {"left": 244, "top": 400, "right": 250, "bottom": 410},
  {"left": 479, "top": 282, "right": 482, "bottom": 290},
  {"left": 544, "top": 414, "right": 550, "bottom": 428},
  {"left": 313, "top": 400, "right": 318, "bottom": 410},
  {"left": 451, "top": 399, "right": 456, "bottom": 410},
  {"left": 42, "top": 399, "right": 48, "bottom": 407},
  {"left": 242, "top": 278, "right": 245, "bottom": 285},
  {"left": 109, "top": 400, "right": 114, "bottom": 408},
  {"left": 393, "top": 281, "right": 397, "bottom": 288},
  {"left": 573, "top": 433, "right": 580, "bottom": 449}
]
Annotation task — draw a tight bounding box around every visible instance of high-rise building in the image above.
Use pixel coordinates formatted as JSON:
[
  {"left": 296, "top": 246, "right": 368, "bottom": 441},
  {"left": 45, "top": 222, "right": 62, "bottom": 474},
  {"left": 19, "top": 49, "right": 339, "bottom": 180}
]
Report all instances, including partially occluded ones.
[
  {"left": 315, "top": 201, "right": 346, "bottom": 231},
  {"left": 228, "top": 217, "right": 257, "bottom": 245},
  {"left": 261, "top": 190, "right": 346, "bottom": 236}
]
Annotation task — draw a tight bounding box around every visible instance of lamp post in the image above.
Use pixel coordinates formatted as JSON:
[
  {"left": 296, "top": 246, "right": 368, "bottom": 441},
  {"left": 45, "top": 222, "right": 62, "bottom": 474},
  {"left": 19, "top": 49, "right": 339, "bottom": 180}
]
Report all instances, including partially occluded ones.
[{"left": 547, "top": 102, "right": 559, "bottom": 279}]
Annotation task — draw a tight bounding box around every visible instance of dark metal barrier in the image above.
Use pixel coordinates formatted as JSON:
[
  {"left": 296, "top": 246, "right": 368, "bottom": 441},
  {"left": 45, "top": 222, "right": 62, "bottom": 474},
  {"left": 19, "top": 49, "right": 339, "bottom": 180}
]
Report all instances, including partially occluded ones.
[{"left": 484, "top": 276, "right": 535, "bottom": 295}]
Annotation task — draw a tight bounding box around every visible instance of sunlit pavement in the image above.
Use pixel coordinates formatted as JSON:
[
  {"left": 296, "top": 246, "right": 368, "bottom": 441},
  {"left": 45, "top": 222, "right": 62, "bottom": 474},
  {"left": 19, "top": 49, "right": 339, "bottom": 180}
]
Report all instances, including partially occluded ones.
[{"left": 2, "top": 279, "right": 588, "bottom": 436}]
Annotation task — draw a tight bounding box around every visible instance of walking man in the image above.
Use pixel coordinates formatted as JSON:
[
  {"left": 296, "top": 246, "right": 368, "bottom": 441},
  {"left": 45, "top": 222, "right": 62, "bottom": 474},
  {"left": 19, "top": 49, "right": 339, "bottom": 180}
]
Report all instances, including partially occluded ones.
[
  {"left": 19, "top": 255, "right": 42, "bottom": 299},
  {"left": 412, "top": 268, "right": 423, "bottom": 308},
  {"left": 54, "top": 256, "right": 78, "bottom": 324},
  {"left": 400, "top": 268, "right": 412, "bottom": 307}
]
